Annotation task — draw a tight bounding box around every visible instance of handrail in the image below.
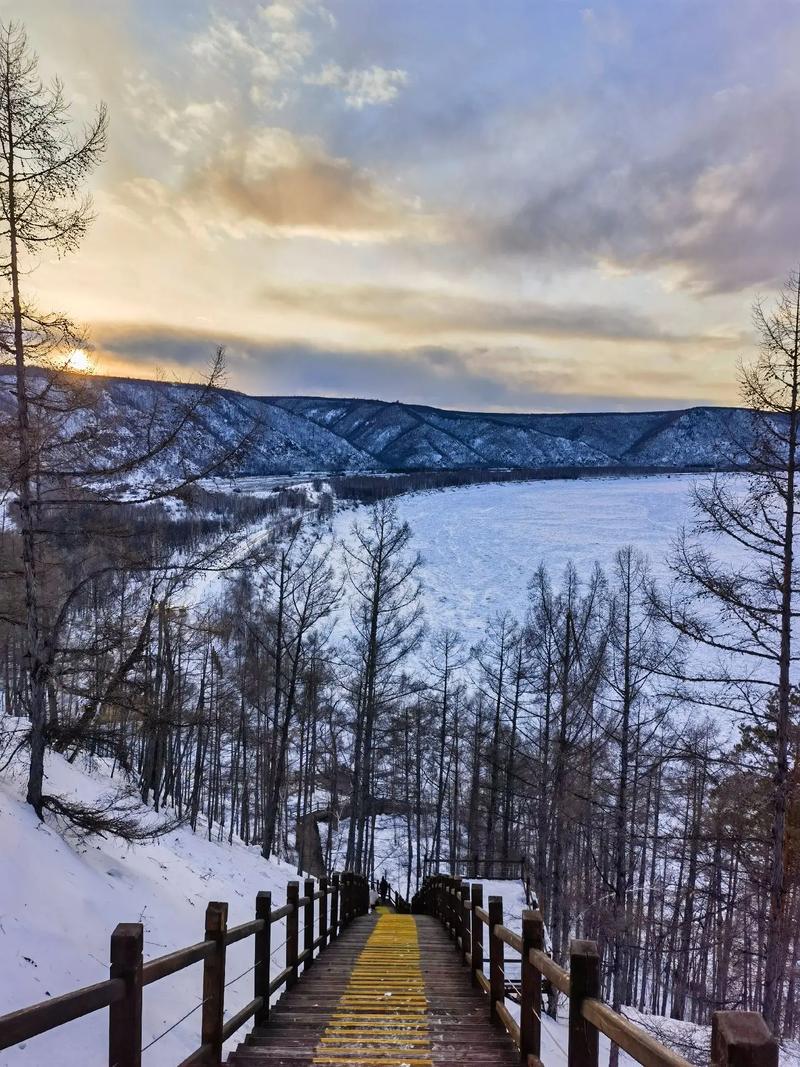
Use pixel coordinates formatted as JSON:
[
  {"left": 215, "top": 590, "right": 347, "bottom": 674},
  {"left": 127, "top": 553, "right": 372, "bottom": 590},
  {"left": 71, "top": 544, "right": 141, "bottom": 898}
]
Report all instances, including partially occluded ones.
[
  {"left": 226, "top": 918, "right": 265, "bottom": 945},
  {"left": 142, "top": 940, "right": 213, "bottom": 985},
  {"left": 0, "top": 869, "right": 371, "bottom": 1063},
  {"left": 413, "top": 872, "right": 777, "bottom": 1067},
  {"left": 0, "top": 978, "right": 125, "bottom": 1049},
  {"left": 582, "top": 998, "right": 693, "bottom": 1067}
]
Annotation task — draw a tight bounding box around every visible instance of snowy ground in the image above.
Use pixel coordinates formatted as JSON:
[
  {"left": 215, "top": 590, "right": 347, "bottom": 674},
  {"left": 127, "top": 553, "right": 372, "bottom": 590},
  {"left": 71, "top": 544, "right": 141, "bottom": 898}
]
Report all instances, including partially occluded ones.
[
  {"left": 334, "top": 474, "right": 735, "bottom": 648},
  {"left": 0, "top": 743, "right": 312, "bottom": 1067}
]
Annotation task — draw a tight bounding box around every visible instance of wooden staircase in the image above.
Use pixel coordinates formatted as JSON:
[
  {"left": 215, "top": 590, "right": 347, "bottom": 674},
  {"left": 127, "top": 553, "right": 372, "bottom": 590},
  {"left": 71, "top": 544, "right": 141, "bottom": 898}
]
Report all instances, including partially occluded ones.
[{"left": 226, "top": 908, "right": 519, "bottom": 1065}]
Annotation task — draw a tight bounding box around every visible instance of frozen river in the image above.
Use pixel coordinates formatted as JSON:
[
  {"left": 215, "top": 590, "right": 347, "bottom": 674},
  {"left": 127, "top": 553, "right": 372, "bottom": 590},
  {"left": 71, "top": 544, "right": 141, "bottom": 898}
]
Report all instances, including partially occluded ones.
[{"left": 334, "top": 473, "right": 726, "bottom": 646}]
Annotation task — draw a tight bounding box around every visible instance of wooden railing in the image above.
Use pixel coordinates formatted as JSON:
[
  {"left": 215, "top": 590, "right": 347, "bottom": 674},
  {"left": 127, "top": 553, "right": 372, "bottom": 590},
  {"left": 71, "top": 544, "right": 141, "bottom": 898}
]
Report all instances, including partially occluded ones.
[
  {"left": 423, "top": 852, "right": 529, "bottom": 882},
  {"left": 414, "top": 874, "right": 779, "bottom": 1067},
  {"left": 0, "top": 871, "right": 369, "bottom": 1066}
]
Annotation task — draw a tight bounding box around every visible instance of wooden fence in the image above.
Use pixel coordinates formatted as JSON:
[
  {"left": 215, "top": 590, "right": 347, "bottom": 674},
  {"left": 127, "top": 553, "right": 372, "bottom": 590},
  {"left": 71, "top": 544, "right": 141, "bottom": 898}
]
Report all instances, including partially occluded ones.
[
  {"left": 414, "top": 874, "right": 779, "bottom": 1067},
  {"left": 0, "top": 871, "right": 369, "bottom": 1066},
  {"left": 423, "top": 852, "right": 529, "bottom": 882}
]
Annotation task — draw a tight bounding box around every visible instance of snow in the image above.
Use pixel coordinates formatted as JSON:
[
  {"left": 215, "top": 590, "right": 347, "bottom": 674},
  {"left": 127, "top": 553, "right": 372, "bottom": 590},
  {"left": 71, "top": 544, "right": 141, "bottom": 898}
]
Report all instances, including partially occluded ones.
[
  {"left": 0, "top": 739, "right": 312, "bottom": 1067},
  {"left": 333, "top": 474, "right": 743, "bottom": 648}
]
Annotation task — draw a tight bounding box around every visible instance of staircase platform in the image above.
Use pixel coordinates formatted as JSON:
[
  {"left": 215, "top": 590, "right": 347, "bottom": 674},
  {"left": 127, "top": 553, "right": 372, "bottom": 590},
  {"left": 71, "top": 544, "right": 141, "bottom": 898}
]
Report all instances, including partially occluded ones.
[{"left": 226, "top": 908, "right": 520, "bottom": 1066}]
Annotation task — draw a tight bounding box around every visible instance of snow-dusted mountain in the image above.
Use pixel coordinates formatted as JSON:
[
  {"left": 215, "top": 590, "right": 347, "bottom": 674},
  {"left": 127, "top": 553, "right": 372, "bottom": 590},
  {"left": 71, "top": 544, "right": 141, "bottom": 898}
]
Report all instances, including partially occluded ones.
[
  {"left": 262, "top": 395, "right": 755, "bottom": 473},
  {"left": 1, "top": 370, "right": 756, "bottom": 475}
]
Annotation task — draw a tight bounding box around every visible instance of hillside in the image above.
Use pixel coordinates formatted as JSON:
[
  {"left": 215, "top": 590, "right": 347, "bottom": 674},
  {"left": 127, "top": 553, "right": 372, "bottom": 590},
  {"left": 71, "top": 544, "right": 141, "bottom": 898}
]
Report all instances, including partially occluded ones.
[
  {"left": 267, "top": 396, "right": 755, "bottom": 473},
  {"left": 0, "top": 370, "right": 759, "bottom": 476},
  {"left": 0, "top": 737, "right": 305, "bottom": 1066}
]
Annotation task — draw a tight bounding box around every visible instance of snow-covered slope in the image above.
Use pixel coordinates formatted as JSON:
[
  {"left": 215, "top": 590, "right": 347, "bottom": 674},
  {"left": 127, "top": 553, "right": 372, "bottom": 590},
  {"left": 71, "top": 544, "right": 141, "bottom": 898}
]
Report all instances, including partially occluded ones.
[
  {"left": 0, "top": 742, "right": 310, "bottom": 1067},
  {"left": 270, "top": 395, "right": 758, "bottom": 473},
  {"left": 1, "top": 370, "right": 758, "bottom": 477}
]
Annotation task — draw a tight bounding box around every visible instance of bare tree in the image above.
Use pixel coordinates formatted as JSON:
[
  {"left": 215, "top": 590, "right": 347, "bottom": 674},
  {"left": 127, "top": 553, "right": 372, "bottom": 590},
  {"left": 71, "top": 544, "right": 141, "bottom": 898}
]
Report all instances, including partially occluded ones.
[
  {"left": 0, "top": 21, "right": 259, "bottom": 822},
  {"left": 652, "top": 269, "right": 800, "bottom": 1032},
  {"left": 0, "top": 20, "right": 106, "bottom": 816},
  {"left": 342, "top": 499, "right": 423, "bottom": 873}
]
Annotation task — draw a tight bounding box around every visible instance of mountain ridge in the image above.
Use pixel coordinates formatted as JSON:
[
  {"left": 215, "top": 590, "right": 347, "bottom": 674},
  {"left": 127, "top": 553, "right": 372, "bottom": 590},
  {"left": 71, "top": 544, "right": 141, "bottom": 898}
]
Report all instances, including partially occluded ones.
[
  {"left": 261, "top": 393, "right": 751, "bottom": 474},
  {"left": 0, "top": 369, "right": 754, "bottom": 475}
]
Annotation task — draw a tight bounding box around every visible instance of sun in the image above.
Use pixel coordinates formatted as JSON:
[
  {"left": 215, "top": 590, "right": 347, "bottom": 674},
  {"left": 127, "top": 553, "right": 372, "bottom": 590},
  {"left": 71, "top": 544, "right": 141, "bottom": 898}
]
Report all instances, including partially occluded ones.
[{"left": 65, "top": 348, "right": 92, "bottom": 372}]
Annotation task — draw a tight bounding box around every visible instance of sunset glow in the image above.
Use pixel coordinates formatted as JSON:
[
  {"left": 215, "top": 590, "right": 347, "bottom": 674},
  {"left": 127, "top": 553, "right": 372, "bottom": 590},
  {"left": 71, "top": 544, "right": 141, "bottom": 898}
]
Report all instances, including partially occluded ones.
[
  {"left": 6, "top": 1, "right": 800, "bottom": 411},
  {"left": 65, "top": 348, "right": 92, "bottom": 372}
]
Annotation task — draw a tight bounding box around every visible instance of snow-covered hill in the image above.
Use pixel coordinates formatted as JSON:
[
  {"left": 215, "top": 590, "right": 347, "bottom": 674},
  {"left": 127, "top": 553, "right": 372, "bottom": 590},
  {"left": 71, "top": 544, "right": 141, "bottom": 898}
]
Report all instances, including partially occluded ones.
[
  {"left": 0, "top": 740, "right": 306, "bottom": 1067},
  {"left": 1, "top": 370, "right": 759, "bottom": 477},
  {"left": 269, "top": 395, "right": 757, "bottom": 473}
]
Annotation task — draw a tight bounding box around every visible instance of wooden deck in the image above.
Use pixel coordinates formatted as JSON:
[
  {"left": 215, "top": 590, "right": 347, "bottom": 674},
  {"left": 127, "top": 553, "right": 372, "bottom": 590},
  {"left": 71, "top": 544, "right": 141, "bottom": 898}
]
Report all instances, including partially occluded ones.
[{"left": 226, "top": 908, "right": 520, "bottom": 1066}]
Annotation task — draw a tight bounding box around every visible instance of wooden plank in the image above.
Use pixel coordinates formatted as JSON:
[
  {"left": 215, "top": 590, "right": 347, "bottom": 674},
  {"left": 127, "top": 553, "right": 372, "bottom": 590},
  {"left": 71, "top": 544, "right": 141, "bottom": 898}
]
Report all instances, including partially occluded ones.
[
  {"left": 200, "top": 901, "right": 228, "bottom": 1064},
  {"left": 520, "top": 909, "right": 544, "bottom": 1061},
  {"left": 303, "top": 878, "right": 315, "bottom": 972},
  {"left": 568, "top": 939, "right": 599, "bottom": 1067},
  {"left": 0, "top": 978, "right": 124, "bottom": 1051},
  {"left": 226, "top": 918, "right": 264, "bottom": 946},
  {"left": 176, "top": 1042, "right": 212, "bottom": 1067},
  {"left": 142, "top": 941, "right": 212, "bottom": 985},
  {"left": 496, "top": 1000, "right": 521, "bottom": 1046},
  {"left": 495, "top": 925, "right": 522, "bottom": 953},
  {"left": 270, "top": 902, "right": 292, "bottom": 923},
  {"left": 529, "top": 947, "right": 570, "bottom": 995},
  {"left": 582, "top": 999, "right": 693, "bottom": 1067},
  {"left": 711, "top": 1012, "right": 778, "bottom": 1067},
  {"left": 254, "top": 891, "right": 271, "bottom": 1027},
  {"left": 286, "top": 882, "right": 300, "bottom": 988},
  {"left": 108, "top": 923, "right": 143, "bottom": 1067},
  {"left": 221, "top": 997, "right": 262, "bottom": 1041}
]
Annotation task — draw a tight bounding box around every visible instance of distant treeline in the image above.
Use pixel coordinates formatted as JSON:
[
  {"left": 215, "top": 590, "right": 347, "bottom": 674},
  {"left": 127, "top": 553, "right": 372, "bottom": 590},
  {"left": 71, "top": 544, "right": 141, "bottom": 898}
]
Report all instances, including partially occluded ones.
[{"left": 327, "top": 463, "right": 723, "bottom": 503}]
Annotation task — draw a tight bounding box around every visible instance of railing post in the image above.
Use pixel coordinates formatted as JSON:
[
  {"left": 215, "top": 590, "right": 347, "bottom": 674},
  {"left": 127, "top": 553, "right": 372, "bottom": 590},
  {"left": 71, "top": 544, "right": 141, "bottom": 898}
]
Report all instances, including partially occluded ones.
[
  {"left": 711, "top": 1012, "right": 778, "bottom": 1066},
  {"left": 459, "top": 884, "right": 470, "bottom": 964},
  {"left": 488, "top": 895, "right": 504, "bottom": 1024},
  {"left": 520, "top": 909, "right": 544, "bottom": 1062},
  {"left": 108, "top": 923, "right": 143, "bottom": 1067},
  {"left": 331, "top": 873, "right": 340, "bottom": 940},
  {"left": 343, "top": 873, "right": 352, "bottom": 926},
  {"left": 286, "top": 882, "right": 299, "bottom": 988},
  {"left": 254, "top": 891, "right": 271, "bottom": 1027},
  {"left": 470, "top": 883, "right": 484, "bottom": 988},
  {"left": 303, "top": 878, "right": 315, "bottom": 971},
  {"left": 568, "top": 939, "right": 599, "bottom": 1067},
  {"left": 200, "top": 901, "right": 228, "bottom": 1065},
  {"left": 319, "top": 876, "right": 329, "bottom": 950},
  {"left": 451, "top": 877, "right": 462, "bottom": 946}
]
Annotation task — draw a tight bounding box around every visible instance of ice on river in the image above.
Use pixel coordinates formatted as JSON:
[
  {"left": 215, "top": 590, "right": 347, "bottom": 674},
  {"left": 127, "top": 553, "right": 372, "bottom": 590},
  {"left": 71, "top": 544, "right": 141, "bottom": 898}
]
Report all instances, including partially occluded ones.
[{"left": 335, "top": 474, "right": 724, "bottom": 648}]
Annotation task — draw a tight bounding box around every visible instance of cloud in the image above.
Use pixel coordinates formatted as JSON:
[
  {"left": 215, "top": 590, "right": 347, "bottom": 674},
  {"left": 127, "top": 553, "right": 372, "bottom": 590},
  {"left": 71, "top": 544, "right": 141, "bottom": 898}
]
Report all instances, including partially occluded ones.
[
  {"left": 183, "top": 129, "right": 441, "bottom": 241},
  {"left": 91, "top": 322, "right": 728, "bottom": 413},
  {"left": 189, "top": 4, "right": 319, "bottom": 108},
  {"left": 485, "top": 82, "right": 800, "bottom": 295},
  {"left": 190, "top": 3, "right": 406, "bottom": 111},
  {"left": 305, "top": 63, "right": 408, "bottom": 108},
  {"left": 255, "top": 282, "right": 743, "bottom": 346},
  {"left": 124, "top": 75, "right": 229, "bottom": 154}
]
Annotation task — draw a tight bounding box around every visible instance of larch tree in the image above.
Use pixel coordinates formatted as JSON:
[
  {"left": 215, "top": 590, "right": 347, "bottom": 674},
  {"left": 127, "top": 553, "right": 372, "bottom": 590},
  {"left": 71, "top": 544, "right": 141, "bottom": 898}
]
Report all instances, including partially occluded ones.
[
  {"left": 0, "top": 20, "right": 107, "bottom": 816},
  {"left": 342, "top": 499, "right": 424, "bottom": 873},
  {"left": 0, "top": 19, "right": 257, "bottom": 826},
  {"left": 652, "top": 269, "right": 800, "bottom": 1032}
]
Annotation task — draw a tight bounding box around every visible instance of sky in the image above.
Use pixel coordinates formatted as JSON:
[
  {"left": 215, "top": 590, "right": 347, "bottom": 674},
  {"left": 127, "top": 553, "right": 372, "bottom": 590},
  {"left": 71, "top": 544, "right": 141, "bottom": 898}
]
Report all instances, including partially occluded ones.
[{"left": 6, "top": 0, "right": 800, "bottom": 412}]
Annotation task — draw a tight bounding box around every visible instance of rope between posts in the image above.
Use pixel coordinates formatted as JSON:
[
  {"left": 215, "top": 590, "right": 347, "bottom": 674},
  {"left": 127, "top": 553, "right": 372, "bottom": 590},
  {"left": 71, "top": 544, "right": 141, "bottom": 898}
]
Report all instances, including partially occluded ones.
[
  {"left": 226, "top": 958, "right": 261, "bottom": 988},
  {"left": 140, "top": 996, "right": 213, "bottom": 1054}
]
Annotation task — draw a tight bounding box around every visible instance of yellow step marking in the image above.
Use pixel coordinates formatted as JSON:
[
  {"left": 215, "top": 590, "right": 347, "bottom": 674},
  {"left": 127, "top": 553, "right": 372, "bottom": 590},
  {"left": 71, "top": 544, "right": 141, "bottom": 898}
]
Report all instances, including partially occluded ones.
[{"left": 312, "top": 912, "right": 433, "bottom": 1067}]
